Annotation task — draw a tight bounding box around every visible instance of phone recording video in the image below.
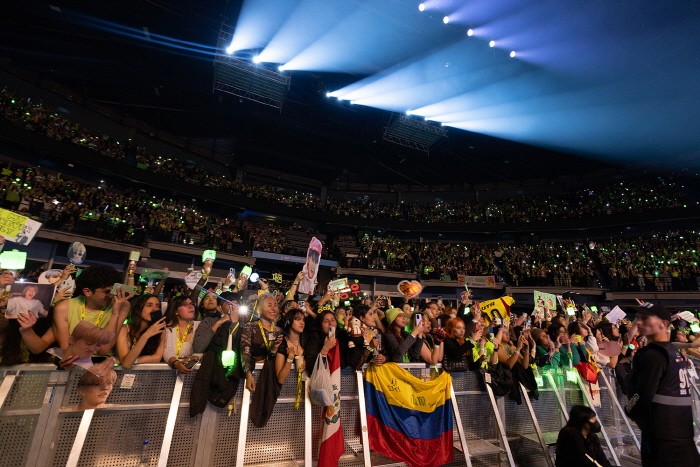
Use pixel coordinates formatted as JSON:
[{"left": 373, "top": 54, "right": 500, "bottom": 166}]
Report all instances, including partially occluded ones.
[
  {"left": 414, "top": 313, "right": 423, "bottom": 327},
  {"left": 150, "top": 310, "right": 163, "bottom": 323}
]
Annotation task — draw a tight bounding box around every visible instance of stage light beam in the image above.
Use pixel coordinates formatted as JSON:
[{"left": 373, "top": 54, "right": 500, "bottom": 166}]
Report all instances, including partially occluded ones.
[
  {"left": 418, "top": 3, "right": 425, "bottom": 12},
  {"left": 443, "top": 16, "right": 450, "bottom": 24},
  {"left": 252, "top": 55, "right": 262, "bottom": 64},
  {"left": 467, "top": 29, "right": 474, "bottom": 37},
  {"left": 510, "top": 51, "right": 516, "bottom": 58},
  {"left": 489, "top": 40, "right": 495, "bottom": 47}
]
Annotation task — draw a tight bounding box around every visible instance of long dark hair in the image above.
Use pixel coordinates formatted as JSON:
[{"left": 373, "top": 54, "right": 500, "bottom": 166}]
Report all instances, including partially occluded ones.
[
  {"left": 566, "top": 405, "right": 597, "bottom": 430},
  {"left": 165, "top": 295, "right": 192, "bottom": 328},
  {"left": 315, "top": 310, "right": 336, "bottom": 335},
  {"left": 127, "top": 294, "right": 162, "bottom": 356},
  {"left": 564, "top": 405, "right": 602, "bottom": 447},
  {"left": 281, "top": 309, "right": 306, "bottom": 347}
]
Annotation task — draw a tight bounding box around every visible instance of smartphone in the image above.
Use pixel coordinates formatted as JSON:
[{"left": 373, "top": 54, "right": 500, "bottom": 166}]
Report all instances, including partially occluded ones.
[
  {"left": 328, "top": 326, "right": 336, "bottom": 338},
  {"left": 110, "top": 283, "right": 138, "bottom": 298},
  {"left": 184, "top": 357, "right": 199, "bottom": 369},
  {"left": 414, "top": 313, "right": 423, "bottom": 327},
  {"left": 691, "top": 323, "right": 700, "bottom": 333},
  {"left": 150, "top": 310, "right": 163, "bottom": 323},
  {"left": 566, "top": 306, "right": 576, "bottom": 316},
  {"left": 298, "top": 300, "right": 306, "bottom": 311},
  {"left": 525, "top": 318, "right": 532, "bottom": 329}
]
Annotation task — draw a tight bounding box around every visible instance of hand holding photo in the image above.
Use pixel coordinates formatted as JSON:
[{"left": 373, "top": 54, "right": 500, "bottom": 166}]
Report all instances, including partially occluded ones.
[{"left": 4, "top": 282, "right": 55, "bottom": 318}]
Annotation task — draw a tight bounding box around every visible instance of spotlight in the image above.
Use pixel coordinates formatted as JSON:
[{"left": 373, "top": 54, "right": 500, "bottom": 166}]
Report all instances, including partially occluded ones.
[
  {"left": 467, "top": 29, "right": 474, "bottom": 37},
  {"left": 406, "top": 110, "right": 413, "bottom": 115},
  {"left": 225, "top": 44, "right": 235, "bottom": 55},
  {"left": 509, "top": 50, "right": 516, "bottom": 58},
  {"left": 249, "top": 272, "right": 259, "bottom": 283},
  {"left": 239, "top": 305, "right": 249, "bottom": 315},
  {"left": 278, "top": 65, "right": 286, "bottom": 72},
  {"left": 489, "top": 40, "right": 495, "bottom": 47},
  {"left": 418, "top": 3, "right": 425, "bottom": 11},
  {"left": 443, "top": 16, "right": 450, "bottom": 24},
  {"left": 325, "top": 92, "right": 332, "bottom": 97},
  {"left": 252, "top": 55, "right": 262, "bottom": 64}
]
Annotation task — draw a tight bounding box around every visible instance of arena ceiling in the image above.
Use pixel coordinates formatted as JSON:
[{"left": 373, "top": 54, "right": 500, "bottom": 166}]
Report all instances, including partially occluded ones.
[{"left": 2, "top": 1, "right": 699, "bottom": 186}]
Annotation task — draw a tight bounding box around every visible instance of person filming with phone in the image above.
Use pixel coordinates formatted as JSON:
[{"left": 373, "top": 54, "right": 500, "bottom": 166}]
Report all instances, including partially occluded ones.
[{"left": 116, "top": 294, "right": 166, "bottom": 368}]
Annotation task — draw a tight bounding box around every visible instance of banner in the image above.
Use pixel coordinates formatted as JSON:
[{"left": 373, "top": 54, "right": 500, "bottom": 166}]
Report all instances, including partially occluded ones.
[
  {"left": 364, "top": 363, "right": 453, "bottom": 467},
  {"left": 0, "top": 208, "right": 42, "bottom": 246},
  {"left": 533, "top": 291, "right": 558, "bottom": 311},
  {"left": 457, "top": 275, "right": 497, "bottom": 288}
]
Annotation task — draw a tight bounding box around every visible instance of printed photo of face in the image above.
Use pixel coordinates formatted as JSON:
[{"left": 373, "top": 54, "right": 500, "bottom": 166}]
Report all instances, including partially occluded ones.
[
  {"left": 67, "top": 242, "right": 87, "bottom": 264},
  {"left": 77, "top": 369, "right": 117, "bottom": 410}
]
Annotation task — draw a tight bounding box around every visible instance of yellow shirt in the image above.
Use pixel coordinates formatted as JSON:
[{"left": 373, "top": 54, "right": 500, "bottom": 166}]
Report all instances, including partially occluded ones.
[{"left": 67, "top": 296, "right": 113, "bottom": 333}]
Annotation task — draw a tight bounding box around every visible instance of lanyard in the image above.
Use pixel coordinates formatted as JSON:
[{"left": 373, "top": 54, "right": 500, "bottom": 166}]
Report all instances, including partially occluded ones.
[
  {"left": 258, "top": 320, "right": 274, "bottom": 350},
  {"left": 79, "top": 303, "right": 106, "bottom": 325},
  {"left": 175, "top": 323, "right": 192, "bottom": 358},
  {"left": 229, "top": 322, "right": 240, "bottom": 335}
]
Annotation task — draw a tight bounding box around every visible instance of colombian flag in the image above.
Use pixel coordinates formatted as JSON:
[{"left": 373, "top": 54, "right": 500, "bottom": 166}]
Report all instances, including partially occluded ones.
[{"left": 364, "top": 364, "right": 454, "bottom": 467}]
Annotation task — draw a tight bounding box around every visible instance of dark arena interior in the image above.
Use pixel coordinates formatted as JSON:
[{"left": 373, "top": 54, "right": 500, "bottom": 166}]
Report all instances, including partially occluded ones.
[{"left": 1, "top": 1, "right": 700, "bottom": 466}]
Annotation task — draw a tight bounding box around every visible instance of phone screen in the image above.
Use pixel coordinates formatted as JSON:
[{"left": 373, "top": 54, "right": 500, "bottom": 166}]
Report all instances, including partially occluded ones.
[
  {"left": 150, "top": 310, "right": 163, "bottom": 323},
  {"left": 414, "top": 313, "right": 423, "bottom": 327},
  {"left": 328, "top": 326, "right": 336, "bottom": 338}
]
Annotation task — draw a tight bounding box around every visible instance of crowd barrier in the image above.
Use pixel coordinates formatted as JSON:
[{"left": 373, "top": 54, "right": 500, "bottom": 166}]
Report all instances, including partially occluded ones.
[{"left": 1, "top": 361, "right": 682, "bottom": 467}]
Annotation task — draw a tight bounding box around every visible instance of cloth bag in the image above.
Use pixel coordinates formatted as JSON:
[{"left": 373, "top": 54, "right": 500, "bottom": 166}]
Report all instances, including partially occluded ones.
[{"left": 308, "top": 354, "right": 335, "bottom": 406}]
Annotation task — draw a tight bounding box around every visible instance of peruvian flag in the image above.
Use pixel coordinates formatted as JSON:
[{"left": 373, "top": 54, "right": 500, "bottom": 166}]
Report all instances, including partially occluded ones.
[{"left": 318, "top": 342, "right": 343, "bottom": 467}]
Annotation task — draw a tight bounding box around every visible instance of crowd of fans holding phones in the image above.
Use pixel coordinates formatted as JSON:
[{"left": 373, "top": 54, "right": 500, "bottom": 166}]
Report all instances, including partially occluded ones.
[
  {"left": 1, "top": 87, "right": 692, "bottom": 227},
  {"left": 2, "top": 260, "right": 699, "bottom": 425}
]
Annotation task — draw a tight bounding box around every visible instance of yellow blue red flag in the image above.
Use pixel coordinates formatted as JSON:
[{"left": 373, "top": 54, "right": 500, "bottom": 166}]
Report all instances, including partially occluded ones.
[{"left": 364, "top": 363, "right": 453, "bottom": 467}]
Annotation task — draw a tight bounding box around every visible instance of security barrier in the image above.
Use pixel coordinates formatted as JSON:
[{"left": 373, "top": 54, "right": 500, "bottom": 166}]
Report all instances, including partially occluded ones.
[{"left": 0, "top": 363, "right": 650, "bottom": 467}]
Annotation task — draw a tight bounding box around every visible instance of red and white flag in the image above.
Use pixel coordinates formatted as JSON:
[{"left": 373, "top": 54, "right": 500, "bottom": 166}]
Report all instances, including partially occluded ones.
[{"left": 318, "top": 342, "right": 343, "bottom": 467}]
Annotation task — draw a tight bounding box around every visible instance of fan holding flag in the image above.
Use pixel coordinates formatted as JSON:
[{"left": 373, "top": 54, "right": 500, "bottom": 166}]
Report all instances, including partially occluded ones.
[{"left": 307, "top": 310, "right": 345, "bottom": 466}]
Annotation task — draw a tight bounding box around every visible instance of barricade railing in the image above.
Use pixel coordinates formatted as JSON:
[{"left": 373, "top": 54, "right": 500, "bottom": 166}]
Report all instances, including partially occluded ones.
[{"left": 0, "top": 362, "right": 646, "bottom": 467}]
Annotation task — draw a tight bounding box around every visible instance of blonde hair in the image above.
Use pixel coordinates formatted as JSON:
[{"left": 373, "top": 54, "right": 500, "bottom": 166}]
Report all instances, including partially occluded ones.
[{"left": 78, "top": 368, "right": 117, "bottom": 386}]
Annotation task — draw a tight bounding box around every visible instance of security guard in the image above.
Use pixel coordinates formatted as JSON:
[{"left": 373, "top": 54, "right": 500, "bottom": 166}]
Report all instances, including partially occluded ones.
[{"left": 625, "top": 305, "right": 700, "bottom": 467}]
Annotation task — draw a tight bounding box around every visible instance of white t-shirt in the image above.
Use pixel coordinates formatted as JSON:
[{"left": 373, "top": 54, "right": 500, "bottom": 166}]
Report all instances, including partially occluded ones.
[{"left": 6, "top": 296, "right": 47, "bottom": 318}]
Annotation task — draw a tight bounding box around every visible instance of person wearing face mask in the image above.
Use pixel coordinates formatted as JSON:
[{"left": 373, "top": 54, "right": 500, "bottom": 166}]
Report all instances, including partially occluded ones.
[
  {"left": 555, "top": 405, "right": 612, "bottom": 467},
  {"left": 624, "top": 306, "right": 700, "bottom": 467}
]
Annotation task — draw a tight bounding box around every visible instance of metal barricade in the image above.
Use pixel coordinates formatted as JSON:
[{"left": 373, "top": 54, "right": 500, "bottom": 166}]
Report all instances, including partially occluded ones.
[{"left": 1, "top": 362, "right": 642, "bottom": 467}]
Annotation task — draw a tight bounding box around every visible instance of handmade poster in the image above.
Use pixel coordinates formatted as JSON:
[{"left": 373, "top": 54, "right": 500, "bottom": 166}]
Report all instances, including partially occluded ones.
[
  {"left": 298, "top": 237, "right": 322, "bottom": 295},
  {"left": 67, "top": 242, "right": 87, "bottom": 264},
  {"left": 605, "top": 306, "right": 627, "bottom": 325},
  {"left": 533, "top": 291, "right": 557, "bottom": 311},
  {"left": 0, "top": 208, "right": 42, "bottom": 245},
  {"left": 458, "top": 275, "right": 497, "bottom": 288},
  {"left": 328, "top": 277, "right": 349, "bottom": 293},
  {"left": 185, "top": 271, "right": 203, "bottom": 290},
  {"left": 4, "top": 282, "right": 55, "bottom": 318}
]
